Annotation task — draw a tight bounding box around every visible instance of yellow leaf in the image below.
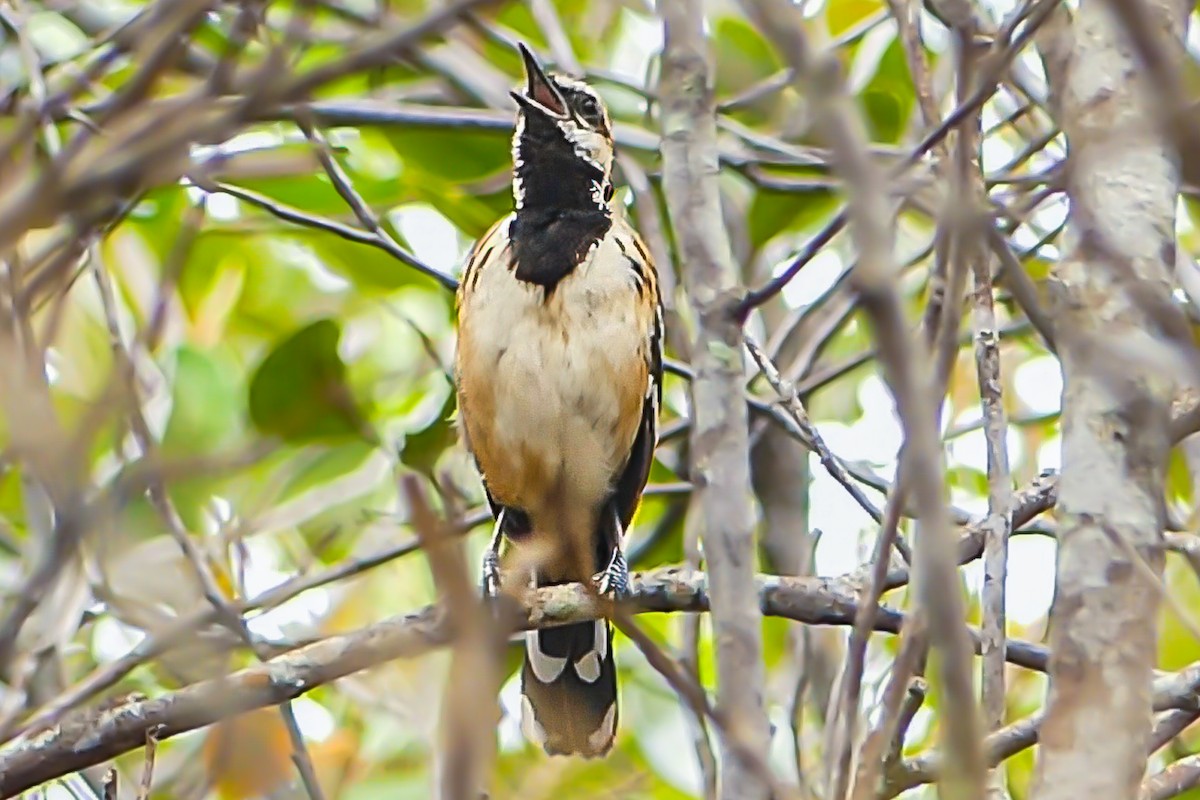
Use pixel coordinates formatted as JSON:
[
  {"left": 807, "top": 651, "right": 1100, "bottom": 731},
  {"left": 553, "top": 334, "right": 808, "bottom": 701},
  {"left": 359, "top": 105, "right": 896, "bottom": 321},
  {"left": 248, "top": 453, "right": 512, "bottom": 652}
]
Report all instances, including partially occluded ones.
[
  {"left": 205, "top": 709, "right": 294, "bottom": 800},
  {"left": 310, "top": 729, "right": 364, "bottom": 796},
  {"left": 826, "top": 0, "right": 883, "bottom": 37}
]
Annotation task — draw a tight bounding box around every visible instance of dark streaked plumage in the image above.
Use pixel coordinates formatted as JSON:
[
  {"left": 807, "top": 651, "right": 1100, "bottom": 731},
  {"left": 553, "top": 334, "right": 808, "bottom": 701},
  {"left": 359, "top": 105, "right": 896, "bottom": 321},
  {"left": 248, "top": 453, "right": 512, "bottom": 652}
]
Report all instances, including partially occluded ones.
[{"left": 453, "top": 44, "right": 662, "bottom": 757}]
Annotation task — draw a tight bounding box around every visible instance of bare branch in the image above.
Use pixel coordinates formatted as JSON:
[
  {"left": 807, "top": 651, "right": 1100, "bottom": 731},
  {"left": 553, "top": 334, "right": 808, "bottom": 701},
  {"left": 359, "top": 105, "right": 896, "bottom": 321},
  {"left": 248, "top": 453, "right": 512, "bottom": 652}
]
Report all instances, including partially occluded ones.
[
  {"left": 746, "top": 338, "right": 883, "bottom": 524},
  {"left": 0, "top": 567, "right": 1053, "bottom": 797},
  {"left": 0, "top": 0, "right": 494, "bottom": 258},
  {"left": 734, "top": 0, "right": 1063, "bottom": 318},
  {"left": 188, "top": 177, "right": 456, "bottom": 290},
  {"left": 889, "top": 659, "right": 1200, "bottom": 797},
  {"left": 659, "top": 4, "right": 772, "bottom": 797},
  {"left": 739, "top": 2, "right": 986, "bottom": 798},
  {"left": 850, "top": 624, "right": 928, "bottom": 800},
  {"left": 955, "top": 21, "right": 1015, "bottom": 798},
  {"left": 613, "top": 612, "right": 795, "bottom": 799},
  {"left": 136, "top": 726, "right": 161, "bottom": 800},
  {"left": 404, "top": 477, "right": 499, "bottom": 800},
  {"left": 1141, "top": 756, "right": 1200, "bottom": 800}
]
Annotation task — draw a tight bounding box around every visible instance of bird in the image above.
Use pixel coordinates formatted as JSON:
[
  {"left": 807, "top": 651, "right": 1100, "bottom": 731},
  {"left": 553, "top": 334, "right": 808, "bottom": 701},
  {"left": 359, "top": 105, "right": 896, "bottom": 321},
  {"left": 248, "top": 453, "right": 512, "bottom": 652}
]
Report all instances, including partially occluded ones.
[{"left": 453, "top": 43, "right": 663, "bottom": 758}]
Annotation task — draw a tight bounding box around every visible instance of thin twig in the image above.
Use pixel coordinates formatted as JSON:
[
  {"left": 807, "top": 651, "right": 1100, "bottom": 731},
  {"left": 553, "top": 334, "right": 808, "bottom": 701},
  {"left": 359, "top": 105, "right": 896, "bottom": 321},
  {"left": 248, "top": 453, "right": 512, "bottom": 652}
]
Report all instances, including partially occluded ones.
[
  {"left": 884, "top": 0, "right": 942, "bottom": 136},
  {"left": 738, "top": 3, "right": 987, "bottom": 799},
  {"left": 734, "top": 0, "right": 1064, "bottom": 317},
  {"left": 0, "top": 0, "right": 494, "bottom": 258},
  {"left": 746, "top": 337, "right": 883, "bottom": 523},
  {"left": 137, "top": 725, "right": 162, "bottom": 800},
  {"left": 188, "top": 176, "right": 456, "bottom": 290},
  {"left": 612, "top": 612, "right": 796, "bottom": 799},
  {"left": 888, "top": 677, "right": 928, "bottom": 766},
  {"left": 88, "top": 243, "right": 329, "bottom": 800},
  {"left": 955, "top": 21, "right": 1014, "bottom": 798},
  {"left": 849, "top": 622, "right": 927, "bottom": 800},
  {"left": 681, "top": 490, "right": 718, "bottom": 796},
  {"left": 403, "top": 476, "right": 498, "bottom": 800},
  {"left": 882, "top": 714, "right": 1043, "bottom": 798},
  {"left": 828, "top": 494, "right": 905, "bottom": 798}
]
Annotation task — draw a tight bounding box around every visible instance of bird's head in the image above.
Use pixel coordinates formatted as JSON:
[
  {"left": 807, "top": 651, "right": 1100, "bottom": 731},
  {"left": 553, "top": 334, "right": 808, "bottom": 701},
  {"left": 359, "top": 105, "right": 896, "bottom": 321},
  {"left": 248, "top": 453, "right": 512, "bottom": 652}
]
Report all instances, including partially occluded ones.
[{"left": 510, "top": 43, "right": 614, "bottom": 212}]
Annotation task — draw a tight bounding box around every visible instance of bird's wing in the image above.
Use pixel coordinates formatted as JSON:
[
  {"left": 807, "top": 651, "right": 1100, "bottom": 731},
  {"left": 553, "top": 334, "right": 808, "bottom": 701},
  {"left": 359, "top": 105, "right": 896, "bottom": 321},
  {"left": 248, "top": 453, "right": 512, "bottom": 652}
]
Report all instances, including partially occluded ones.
[{"left": 606, "top": 219, "right": 664, "bottom": 532}]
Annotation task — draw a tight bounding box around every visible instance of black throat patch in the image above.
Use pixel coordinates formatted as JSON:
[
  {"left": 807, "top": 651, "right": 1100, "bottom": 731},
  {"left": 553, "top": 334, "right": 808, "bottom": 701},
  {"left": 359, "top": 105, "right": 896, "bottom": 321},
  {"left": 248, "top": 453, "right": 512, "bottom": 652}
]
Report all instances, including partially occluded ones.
[
  {"left": 510, "top": 113, "right": 612, "bottom": 294},
  {"left": 510, "top": 208, "right": 612, "bottom": 292}
]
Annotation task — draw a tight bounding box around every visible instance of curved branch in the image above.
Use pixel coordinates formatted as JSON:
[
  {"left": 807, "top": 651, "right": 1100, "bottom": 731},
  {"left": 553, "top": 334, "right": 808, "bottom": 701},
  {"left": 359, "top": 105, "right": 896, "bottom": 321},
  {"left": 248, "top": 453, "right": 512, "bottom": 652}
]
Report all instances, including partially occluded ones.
[{"left": 0, "top": 567, "right": 1051, "bottom": 797}]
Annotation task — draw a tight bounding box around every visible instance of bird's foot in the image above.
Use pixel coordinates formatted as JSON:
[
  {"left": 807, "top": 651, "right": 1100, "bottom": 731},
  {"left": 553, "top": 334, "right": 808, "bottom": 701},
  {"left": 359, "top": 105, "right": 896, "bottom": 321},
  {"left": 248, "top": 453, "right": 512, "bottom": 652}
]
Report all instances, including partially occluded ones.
[
  {"left": 481, "top": 549, "right": 502, "bottom": 600},
  {"left": 592, "top": 549, "right": 630, "bottom": 600}
]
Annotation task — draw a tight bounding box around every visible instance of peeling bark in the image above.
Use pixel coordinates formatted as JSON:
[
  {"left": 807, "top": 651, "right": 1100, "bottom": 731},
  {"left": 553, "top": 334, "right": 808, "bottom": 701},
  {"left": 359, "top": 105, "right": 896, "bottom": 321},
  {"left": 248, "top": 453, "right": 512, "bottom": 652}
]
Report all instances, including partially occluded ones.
[{"left": 1032, "top": 2, "right": 1190, "bottom": 798}]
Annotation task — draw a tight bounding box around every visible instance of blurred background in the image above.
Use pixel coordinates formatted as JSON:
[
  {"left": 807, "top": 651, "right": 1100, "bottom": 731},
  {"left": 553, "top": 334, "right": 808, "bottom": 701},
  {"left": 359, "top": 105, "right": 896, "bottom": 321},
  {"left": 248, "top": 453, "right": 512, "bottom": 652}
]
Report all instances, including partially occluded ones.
[{"left": 2, "top": 0, "right": 1199, "bottom": 797}]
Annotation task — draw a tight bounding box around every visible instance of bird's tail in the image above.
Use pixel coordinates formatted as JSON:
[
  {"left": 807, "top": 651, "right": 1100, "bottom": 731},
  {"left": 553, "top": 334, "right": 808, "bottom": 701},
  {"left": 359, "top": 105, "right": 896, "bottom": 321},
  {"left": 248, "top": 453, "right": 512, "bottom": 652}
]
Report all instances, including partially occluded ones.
[
  {"left": 520, "top": 617, "right": 617, "bottom": 757},
  {"left": 519, "top": 497, "right": 618, "bottom": 756}
]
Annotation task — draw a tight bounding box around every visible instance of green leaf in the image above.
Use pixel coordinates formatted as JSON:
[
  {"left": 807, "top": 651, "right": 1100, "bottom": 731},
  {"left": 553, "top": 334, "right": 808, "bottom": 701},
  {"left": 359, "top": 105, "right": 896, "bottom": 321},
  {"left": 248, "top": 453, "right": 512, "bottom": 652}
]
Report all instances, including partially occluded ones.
[
  {"left": 230, "top": 238, "right": 336, "bottom": 337},
  {"left": 1023, "top": 255, "right": 1055, "bottom": 282},
  {"left": 127, "top": 185, "right": 191, "bottom": 265},
  {"left": 761, "top": 616, "right": 792, "bottom": 669},
  {"left": 1185, "top": 195, "right": 1200, "bottom": 231},
  {"left": 628, "top": 492, "right": 685, "bottom": 568},
  {"left": 399, "top": 391, "right": 457, "bottom": 478},
  {"left": 288, "top": 230, "right": 434, "bottom": 292},
  {"left": 179, "top": 230, "right": 248, "bottom": 324},
  {"left": 1167, "top": 446, "right": 1193, "bottom": 506},
  {"left": 385, "top": 127, "right": 510, "bottom": 184},
  {"left": 229, "top": 167, "right": 398, "bottom": 219},
  {"left": 861, "top": 89, "right": 905, "bottom": 144},
  {"left": 163, "top": 346, "right": 241, "bottom": 457},
  {"left": 712, "top": 16, "right": 782, "bottom": 98},
  {"left": 857, "top": 36, "right": 917, "bottom": 144},
  {"left": 0, "top": 468, "right": 23, "bottom": 538},
  {"left": 946, "top": 465, "right": 987, "bottom": 497},
  {"left": 1159, "top": 557, "right": 1200, "bottom": 672},
  {"left": 248, "top": 319, "right": 373, "bottom": 443},
  {"left": 1167, "top": 784, "right": 1200, "bottom": 800},
  {"left": 282, "top": 441, "right": 377, "bottom": 501},
  {"left": 493, "top": 4, "right": 546, "bottom": 55},
  {"left": 415, "top": 182, "right": 509, "bottom": 241},
  {"left": 747, "top": 187, "right": 837, "bottom": 248}
]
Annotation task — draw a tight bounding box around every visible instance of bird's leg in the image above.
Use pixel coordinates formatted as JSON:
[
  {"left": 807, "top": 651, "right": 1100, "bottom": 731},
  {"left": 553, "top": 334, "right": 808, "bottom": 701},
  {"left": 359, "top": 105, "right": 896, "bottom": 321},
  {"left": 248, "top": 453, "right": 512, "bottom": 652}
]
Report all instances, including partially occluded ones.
[
  {"left": 481, "top": 510, "right": 505, "bottom": 599},
  {"left": 593, "top": 508, "right": 630, "bottom": 599},
  {"left": 595, "top": 547, "right": 629, "bottom": 598}
]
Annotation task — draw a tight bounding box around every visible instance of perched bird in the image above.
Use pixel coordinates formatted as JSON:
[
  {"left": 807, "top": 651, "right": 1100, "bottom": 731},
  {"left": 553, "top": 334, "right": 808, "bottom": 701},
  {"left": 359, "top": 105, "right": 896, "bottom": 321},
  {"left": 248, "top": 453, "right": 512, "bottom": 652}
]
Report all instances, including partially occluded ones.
[{"left": 453, "top": 44, "right": 663, "bottom": 757}]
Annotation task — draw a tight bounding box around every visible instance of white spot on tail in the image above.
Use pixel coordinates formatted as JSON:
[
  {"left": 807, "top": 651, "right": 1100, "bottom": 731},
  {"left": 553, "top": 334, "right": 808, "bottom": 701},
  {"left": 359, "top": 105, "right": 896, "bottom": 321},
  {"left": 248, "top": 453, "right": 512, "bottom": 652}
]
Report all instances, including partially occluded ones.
[
  {"left": 587, "top": 703, "right": 617, "bottom": 752},
  {"left": 574, "top": 620, "right": 608, "bottom": 683},
  {"left": 525, "top": 630, "right": 567, "bottom": 683},
  {"left": 576, "top": 650, "right": 600, "bottom": 682},
  {"left": 520, "top": 695, "right": 548, "bottom": 746}
]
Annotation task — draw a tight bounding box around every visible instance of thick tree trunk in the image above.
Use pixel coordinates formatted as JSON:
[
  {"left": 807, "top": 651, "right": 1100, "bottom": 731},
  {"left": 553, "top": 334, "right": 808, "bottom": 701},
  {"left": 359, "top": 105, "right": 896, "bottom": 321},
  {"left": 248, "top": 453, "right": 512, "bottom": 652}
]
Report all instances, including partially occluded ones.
[{"left": 1032, "top": 2, "right": 1190, "bottom": 798}]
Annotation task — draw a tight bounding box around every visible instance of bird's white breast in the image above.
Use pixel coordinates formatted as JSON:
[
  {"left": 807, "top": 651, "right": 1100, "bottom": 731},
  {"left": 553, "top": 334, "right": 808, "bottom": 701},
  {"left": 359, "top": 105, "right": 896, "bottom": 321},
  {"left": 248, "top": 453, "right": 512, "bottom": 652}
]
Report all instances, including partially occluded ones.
[{"left": 458, "top": 218, "right": 646, "bottom": 517}]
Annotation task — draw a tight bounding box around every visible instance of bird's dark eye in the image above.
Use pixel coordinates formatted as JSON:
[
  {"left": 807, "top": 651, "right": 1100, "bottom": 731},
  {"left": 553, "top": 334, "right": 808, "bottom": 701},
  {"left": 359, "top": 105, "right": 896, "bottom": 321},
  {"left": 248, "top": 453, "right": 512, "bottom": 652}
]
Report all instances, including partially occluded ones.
[{"left": 578, "top": 96, "right": 601, "bottom": 123}]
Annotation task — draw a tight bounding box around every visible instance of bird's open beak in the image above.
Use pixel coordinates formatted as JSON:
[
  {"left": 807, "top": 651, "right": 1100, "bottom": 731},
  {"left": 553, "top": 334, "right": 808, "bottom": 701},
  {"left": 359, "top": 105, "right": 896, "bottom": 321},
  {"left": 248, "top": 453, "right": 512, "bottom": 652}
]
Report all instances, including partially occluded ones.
[{"left": 513, "top": 42, "right": 568, "bottom": 119}]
